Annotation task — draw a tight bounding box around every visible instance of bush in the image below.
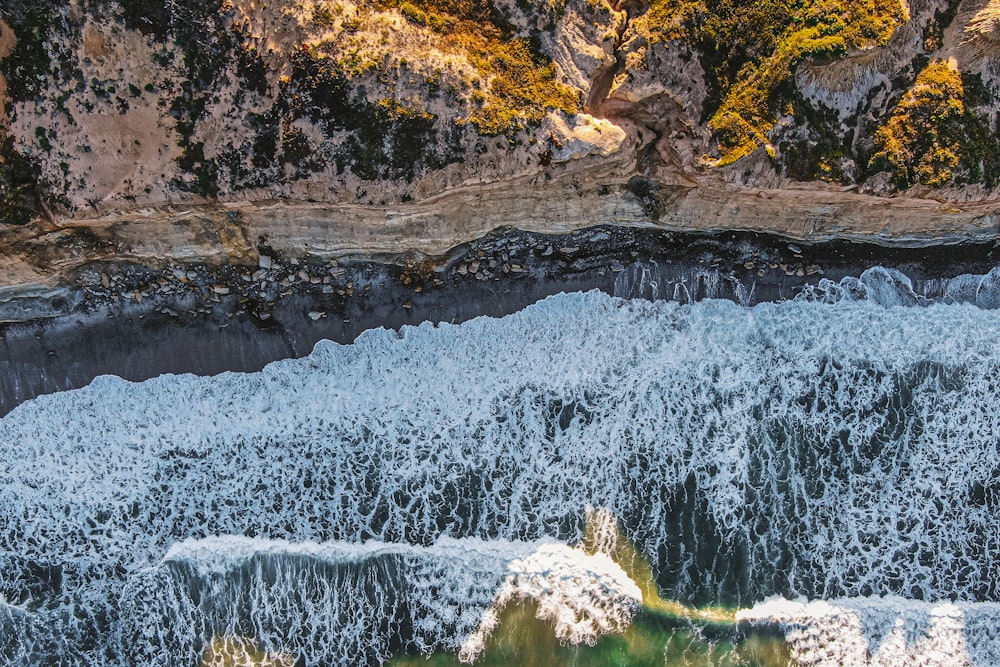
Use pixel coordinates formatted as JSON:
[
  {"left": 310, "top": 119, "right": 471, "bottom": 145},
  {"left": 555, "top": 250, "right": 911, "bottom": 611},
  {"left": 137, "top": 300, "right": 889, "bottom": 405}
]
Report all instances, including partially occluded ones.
[
  {"left": 642, "top": 0, "right": 908, "bottom": 165},
  {"left": 868, "top": 59, "right": 999, "bottom": 188}
]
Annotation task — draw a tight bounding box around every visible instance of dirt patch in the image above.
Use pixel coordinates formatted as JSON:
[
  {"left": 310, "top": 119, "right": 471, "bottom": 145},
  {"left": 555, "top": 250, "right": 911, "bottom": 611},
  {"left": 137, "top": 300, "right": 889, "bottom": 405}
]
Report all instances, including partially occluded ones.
[
  {"left": 82, "top": 23, "right": 109, "bottom": 59},
  {"left": 0, "top": 19, "right": 16, "bottom": 131}
]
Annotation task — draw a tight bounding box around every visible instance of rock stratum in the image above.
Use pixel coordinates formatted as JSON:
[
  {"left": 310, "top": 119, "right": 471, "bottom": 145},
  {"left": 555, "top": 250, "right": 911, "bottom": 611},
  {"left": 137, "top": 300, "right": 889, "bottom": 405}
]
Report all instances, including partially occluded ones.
[{"left": 2, "top": 0, "right": 1000, "bottom": 310}]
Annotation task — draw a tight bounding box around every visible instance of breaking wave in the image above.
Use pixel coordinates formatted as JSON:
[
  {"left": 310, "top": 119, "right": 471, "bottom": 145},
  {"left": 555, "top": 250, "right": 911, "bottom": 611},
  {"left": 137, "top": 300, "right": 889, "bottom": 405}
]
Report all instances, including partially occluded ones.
[
  {"left": 4, "top": 268, "right": 1000, "bottom": 664},
  {"left": 117, "top": 534, "right": 638, "bottom": 666},
  {"left": 739, "top": 596, "right": 1000, "bottom": 666}
]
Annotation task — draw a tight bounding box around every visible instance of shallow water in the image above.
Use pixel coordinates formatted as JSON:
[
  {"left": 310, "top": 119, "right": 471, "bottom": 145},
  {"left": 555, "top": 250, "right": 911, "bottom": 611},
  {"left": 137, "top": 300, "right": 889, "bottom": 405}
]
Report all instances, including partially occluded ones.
[
  {"left": 3, "top": 267, "right": 1000, "bottom": 664},
  {"left": 387, "top": 604, "right": 792, "bottom": 667}
]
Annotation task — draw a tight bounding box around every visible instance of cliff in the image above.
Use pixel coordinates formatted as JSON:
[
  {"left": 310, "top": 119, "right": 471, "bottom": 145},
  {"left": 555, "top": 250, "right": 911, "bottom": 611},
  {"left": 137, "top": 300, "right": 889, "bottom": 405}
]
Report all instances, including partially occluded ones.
[{"left": 2, "top": 0, "right": 1000, "bottom": 310}]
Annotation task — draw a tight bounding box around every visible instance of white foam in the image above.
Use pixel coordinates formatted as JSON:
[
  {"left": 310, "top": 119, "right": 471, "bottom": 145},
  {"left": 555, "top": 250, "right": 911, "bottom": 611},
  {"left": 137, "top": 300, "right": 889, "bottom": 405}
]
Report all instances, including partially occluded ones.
[
  {"left": 123, "top": 536, "right": 547, "bottom": 665},
  {"left": 121, "top": 534, "right": 638, "bottom": 665},
  {"left": 4, "top": 286, "right": 1000, "bottom": 663},
  {"left": 739, "top": 596, "right": 1000, "bottom": 666},
  {"left": 458, "top": 542, "right": 641, "bottom": 662}
]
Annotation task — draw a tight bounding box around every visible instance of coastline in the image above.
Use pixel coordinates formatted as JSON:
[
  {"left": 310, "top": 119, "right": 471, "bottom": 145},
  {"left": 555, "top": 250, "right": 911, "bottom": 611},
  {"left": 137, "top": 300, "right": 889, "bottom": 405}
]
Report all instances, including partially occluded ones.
[
  {"left": 2, "top": 168, "right": 1000, "bottom": 320},
  {"left": 1, "top": 224, "right": 997, "bottom": 416}
]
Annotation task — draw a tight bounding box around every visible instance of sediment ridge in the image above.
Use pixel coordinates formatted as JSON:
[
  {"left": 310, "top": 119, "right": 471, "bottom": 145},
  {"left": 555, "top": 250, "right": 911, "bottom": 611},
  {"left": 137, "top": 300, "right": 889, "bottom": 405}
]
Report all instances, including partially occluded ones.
[{"left": 4, "top": 166, "right": 1000, "bottom": 316}]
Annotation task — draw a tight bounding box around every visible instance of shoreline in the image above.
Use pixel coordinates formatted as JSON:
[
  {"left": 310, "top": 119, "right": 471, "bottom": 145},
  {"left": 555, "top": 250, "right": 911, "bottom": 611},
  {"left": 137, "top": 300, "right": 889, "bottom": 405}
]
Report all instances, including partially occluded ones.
[
  {"left": 3, "top": 169, "right": 1000, "bottom": 322},
  {"left": 1, "top": 225, "right": 998, "bottom": 416}
]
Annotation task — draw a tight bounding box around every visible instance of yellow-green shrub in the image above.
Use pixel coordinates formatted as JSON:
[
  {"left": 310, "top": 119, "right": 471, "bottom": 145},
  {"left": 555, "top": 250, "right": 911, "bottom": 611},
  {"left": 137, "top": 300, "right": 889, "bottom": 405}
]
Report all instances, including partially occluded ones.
[
  {"left": 375, "top": 0, "right": 579, "bottom": 135},
  {"left": 869, "top": 59, "right": 965, "bottom": 187},
  {"left": 642, "top": 0, "right": 908, "bottom": 165}
]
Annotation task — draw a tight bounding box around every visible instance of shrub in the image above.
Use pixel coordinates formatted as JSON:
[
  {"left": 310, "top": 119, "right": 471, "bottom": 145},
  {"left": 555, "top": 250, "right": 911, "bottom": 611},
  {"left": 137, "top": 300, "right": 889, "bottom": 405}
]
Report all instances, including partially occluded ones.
[
  {"left": 642, "top": 0, "right": 908, "bottom": 165},
  {"left": 868, "top": 59, "right": 998, "bottom": 188}
]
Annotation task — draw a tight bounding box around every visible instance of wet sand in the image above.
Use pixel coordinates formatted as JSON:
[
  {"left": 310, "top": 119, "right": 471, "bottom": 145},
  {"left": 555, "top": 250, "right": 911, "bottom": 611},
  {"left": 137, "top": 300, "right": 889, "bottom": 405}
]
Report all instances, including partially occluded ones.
[{"left": 0, "top": 226, "right": 996, "bottom": 415}]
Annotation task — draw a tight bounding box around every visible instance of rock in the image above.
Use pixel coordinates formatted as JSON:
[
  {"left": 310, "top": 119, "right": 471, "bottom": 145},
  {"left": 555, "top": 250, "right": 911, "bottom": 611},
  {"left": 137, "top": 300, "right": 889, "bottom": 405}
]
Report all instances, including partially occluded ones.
[
  {"left": 544, "top": 113, "right": 627, "bottom": 162},
  {"left": 542, "top": 246, "right": 554, "bottom": 256},
  {"left": 258, "top": 255, "right": 273, "bottom": 269},
  {"left": 307, "top": 311, "right": 324, "bottom": 320},
  {"left": 212, "top": 286, "right": 230, "bottom": 295},
  {"left": 976, "top": 267, "right": 1000, "bottom": 308}
]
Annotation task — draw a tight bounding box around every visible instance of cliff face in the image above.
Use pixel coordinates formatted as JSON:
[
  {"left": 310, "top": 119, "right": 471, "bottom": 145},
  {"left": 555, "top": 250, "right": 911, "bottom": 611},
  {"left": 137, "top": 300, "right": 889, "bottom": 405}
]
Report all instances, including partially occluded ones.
[{"left": 1, "top": 0, "right": 1000, "bottom": 299}]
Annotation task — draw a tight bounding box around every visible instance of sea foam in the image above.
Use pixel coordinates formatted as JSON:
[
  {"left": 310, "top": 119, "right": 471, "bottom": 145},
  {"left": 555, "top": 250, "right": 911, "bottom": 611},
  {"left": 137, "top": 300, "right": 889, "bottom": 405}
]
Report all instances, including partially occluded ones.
[
  {"left": 120, "top": 535, "right": 634, "bottom": 666},
  {"left": 3, "top": 281, "right": 1000, "bottom": 663},
  {"left": 739, "top": 596, "right": 1000, "bottom": 666}
]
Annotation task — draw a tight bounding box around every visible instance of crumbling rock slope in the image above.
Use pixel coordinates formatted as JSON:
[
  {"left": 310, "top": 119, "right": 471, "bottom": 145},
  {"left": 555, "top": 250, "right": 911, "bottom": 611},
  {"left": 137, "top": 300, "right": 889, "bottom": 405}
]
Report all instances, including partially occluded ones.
[{"left": 1, "top": 0, "right": 1000, "bottom": 297}]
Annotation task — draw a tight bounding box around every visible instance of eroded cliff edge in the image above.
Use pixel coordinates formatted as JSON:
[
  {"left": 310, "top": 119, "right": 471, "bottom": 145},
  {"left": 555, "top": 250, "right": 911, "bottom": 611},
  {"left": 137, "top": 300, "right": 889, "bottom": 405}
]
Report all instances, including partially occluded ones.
[{"left": 3, "top": 0, "right": 1000, "bottom": 312}]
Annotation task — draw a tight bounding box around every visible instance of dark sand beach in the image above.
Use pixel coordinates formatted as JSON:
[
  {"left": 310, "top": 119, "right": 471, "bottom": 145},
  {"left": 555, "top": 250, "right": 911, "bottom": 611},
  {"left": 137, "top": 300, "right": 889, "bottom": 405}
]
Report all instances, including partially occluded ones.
[{"left": 1, "top": 226, "right": 996, "bottom": 415}]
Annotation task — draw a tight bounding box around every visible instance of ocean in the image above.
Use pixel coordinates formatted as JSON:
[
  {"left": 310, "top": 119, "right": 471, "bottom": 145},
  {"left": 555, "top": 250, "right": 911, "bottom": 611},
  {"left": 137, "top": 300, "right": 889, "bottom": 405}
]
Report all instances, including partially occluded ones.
[{"left": 2, "top": 266, "right": 1000, "bottom": 665}]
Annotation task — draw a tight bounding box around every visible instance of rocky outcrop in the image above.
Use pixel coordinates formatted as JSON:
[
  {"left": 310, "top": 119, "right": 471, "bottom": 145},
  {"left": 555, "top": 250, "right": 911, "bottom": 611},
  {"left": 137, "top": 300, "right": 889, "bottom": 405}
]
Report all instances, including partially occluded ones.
[{"left": 2, "top": 162, "right": 998, "bottom": 317}]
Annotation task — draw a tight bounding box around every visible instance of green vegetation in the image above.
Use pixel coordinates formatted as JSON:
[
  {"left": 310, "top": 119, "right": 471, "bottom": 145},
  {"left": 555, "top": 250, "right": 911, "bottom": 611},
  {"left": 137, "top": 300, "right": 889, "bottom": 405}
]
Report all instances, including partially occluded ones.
[
  {"left": 921, "top": 0, "right": 961, "bottom": 52},
  {"left": 955, "top": 72, "right": 1000, "bottom": 187},
  {"left": 0, "top": 4, "right": 54, "bottom": 103},
  {"left": 461, "top": 37, "right": 579, "bottom": 135},
  {"left": 375, "top": 0, "right": 580, "bottom": 135},
  {"left": 868, "top": 60, "right": 1000, "bottom": 188},
  {"left": 0, "top": 135, "right": 42, "bottom": 224},
  {"left": 0, "top": 3, "right": 56, "bottom": 223},
  {"left": 278, "top": 50, "right": 461, "bottom": 182},
  {"left": 869, "top": 60, "right": 963, "bottom": 187},
  {"left": 101, "top": 0, "right": 272, "bottom": 195},
  {"left": 642, "top": 0, "right": 907, "bottom": 164}
]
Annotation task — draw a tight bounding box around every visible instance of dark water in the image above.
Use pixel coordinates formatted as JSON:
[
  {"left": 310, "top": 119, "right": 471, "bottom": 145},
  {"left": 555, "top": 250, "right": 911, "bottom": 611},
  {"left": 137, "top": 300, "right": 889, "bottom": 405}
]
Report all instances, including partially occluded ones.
[{"left": 3, "top": 264, "right": 1000, "bottom": 665}]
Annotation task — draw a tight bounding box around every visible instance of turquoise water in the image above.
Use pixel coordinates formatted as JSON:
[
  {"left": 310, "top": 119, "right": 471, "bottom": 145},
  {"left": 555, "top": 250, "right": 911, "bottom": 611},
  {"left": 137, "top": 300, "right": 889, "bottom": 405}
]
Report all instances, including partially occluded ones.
[{"left": 387, "top": 605, "right": 791, "bottom": 667}]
